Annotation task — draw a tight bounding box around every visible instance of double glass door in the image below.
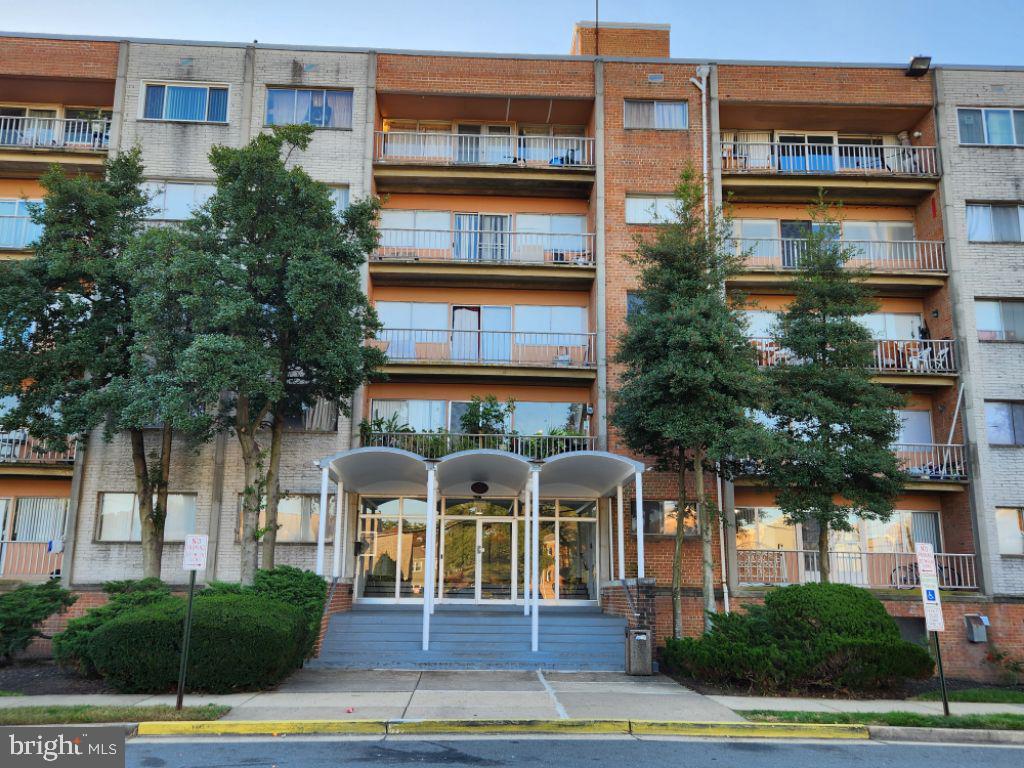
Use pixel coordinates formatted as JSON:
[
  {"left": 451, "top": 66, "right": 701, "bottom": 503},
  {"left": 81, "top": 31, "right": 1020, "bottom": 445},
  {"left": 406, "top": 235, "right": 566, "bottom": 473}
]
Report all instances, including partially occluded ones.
[{"left": 441, "top": 518, "right": 514, "bottom": 601}]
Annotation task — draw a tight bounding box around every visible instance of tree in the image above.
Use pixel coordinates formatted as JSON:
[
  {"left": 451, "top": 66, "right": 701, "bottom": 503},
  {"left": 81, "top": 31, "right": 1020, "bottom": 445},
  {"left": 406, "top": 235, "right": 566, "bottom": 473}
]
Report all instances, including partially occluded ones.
[
  {"left": 0, "top": 151, "right": 195, "bottom": 579},
  {"left": 611, "top": 171, "right": 765, "bottom": 635},
  {"left": 175, "top": 124, "right": 383, "bottom": 583},
  {"left": 760, "top": 203, "right": 905, "bottom": 583}
]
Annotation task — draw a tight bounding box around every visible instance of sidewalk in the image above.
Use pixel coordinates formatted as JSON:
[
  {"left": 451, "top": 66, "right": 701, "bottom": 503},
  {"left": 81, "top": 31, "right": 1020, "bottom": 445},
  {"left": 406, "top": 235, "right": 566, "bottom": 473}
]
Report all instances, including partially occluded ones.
[{"left": 708, "top": 695, "right": 1024, "bottom": 717}]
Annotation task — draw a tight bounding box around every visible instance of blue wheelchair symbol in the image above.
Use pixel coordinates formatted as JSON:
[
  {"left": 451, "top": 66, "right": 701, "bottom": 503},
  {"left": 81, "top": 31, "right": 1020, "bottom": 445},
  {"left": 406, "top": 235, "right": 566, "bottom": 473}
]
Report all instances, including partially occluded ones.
[{"left": 925, "top": 589, "right": 937, "bottom": 602}]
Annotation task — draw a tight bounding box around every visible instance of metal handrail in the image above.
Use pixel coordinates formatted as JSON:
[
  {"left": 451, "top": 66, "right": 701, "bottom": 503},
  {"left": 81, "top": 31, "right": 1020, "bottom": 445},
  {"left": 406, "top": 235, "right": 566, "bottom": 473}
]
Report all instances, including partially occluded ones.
[
  {"left": 730, "top": 237, "right": 946, "bottom": 273},
  {"left": 373, "top": 228, "right": 596, "bottom": 266},
  {"left": 0, "top": 117, "right": 111, "bottom": 151},
  {"left": 364, "top": 431, "right": 596, "bottom": 459},
  {"left": 721, "top": 141, "right": 938, "bottom": 177},
  {"left": 374, "top": 131, "right": 595, "bottom": 168},
  {"left": 0, "top": 432, "right": 76, "bottom": 464},
  {"left": 373, "top": 328, "right": 597, "bottom": 369},
  {"left": 892, "top": 442, "right": 968, "bottom": 481},
  {"left": 750, "top": 337, "right": 958, "bottom": 374},
  {"left": 0, "top": 539, "right": 64, "bottom": 579}
]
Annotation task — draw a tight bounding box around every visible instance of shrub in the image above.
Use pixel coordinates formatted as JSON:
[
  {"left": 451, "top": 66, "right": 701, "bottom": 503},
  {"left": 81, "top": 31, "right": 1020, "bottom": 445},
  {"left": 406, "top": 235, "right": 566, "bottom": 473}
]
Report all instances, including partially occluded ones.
[
  {"left": 52, "top": 578, "right": 172, "bottom": 676},
  {"left": 88, "top": 593, "right": 308, "bottom": 694},
  {"left": 0, "top": 579, "right": 76, "bottom": 664},
  {"left": 765, "top": 582, "right": 901, "bottom": 644}
]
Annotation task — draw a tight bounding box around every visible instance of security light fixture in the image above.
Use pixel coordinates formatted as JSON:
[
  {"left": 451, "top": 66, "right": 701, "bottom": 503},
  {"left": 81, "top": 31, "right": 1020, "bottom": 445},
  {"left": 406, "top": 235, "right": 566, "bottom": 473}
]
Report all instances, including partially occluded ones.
[
  {"left": 906, "top": 56, "right": 931, "bottom": 77},
  {"left": 470, "top": 481, "right": 490, "bottom": 496}
]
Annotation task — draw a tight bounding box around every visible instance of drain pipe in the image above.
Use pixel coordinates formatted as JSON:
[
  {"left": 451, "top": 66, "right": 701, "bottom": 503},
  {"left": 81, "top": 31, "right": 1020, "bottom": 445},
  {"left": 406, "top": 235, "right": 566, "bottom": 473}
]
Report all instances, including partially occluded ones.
[
  {"left": 690, "top": 65, "right": 711, "bottom": 224},
  {"left": 717, "top": 470, "right": 730, "bottom": 613}
]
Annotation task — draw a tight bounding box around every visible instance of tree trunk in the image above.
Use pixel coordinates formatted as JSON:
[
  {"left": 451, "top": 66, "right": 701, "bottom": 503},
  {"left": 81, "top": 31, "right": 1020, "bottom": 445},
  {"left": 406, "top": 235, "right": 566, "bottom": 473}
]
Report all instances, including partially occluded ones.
[
  {"left": 261, "top": 403, "right": 286, "bottom": 569},
  {"left": 236, "top": 395, "right": 266, "bottom": 586},
  {"left": 129, "top": 427, "right": 172, "bottom": 580},
  {"left": 671, "top": 457, "right": 685, "bottom": 639},
  {"left": 818, "top": 522, "right": 831, "bottom": 584},
  {"left": 695, "top": 447, "right": 715, "bottom": 632}
]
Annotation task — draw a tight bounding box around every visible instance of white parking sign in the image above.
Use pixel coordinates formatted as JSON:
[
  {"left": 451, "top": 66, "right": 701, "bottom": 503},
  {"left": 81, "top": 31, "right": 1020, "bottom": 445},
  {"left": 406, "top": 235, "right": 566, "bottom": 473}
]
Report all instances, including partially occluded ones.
[
  {"left": 182, "top": 534, "right": 209, "bottom": 571},
  {"left": 915, "top": 543, "right": 945, "bottom": 632}
]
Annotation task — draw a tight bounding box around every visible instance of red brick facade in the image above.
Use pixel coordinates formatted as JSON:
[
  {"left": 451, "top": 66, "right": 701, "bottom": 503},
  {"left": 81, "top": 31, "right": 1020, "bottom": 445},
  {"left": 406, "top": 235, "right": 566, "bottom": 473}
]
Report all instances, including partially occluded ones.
[{"left": 0, "top": 37, "right": 118, "bottom": 80}]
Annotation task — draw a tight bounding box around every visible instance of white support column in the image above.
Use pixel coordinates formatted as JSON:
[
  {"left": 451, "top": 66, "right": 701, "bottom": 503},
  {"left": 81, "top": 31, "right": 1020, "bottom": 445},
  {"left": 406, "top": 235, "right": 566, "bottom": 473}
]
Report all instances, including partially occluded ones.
[
  {"left": 531, "top": 468, "right": 540, "bottom": 652},
  {"left": 316, "top": 466, "right": 329, "bottom": 576},
  {"left": 523, "top": 484, "right": 531, "bottom": 616},
  {"left": 430, "top": 472, "right": 438, "bottom": 616},
  {"left": 422, "top": 464, "right": 437, "bottom": 651},
  {"left": 332, "top": 482, "right": 345, "bottom": 579},
  {"left": 634, "top": 471, "right": 645, "bottom": 580},
  {"left": 616, "top": 485, "right": 625, "bottom": 581}
]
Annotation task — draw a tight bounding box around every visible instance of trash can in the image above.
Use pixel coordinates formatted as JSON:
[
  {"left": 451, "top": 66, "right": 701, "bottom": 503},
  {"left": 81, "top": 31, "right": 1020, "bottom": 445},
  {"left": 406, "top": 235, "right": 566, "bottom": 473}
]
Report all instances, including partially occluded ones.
[{"left": 625, "top": 627, "right": 653, "bottom": 676}]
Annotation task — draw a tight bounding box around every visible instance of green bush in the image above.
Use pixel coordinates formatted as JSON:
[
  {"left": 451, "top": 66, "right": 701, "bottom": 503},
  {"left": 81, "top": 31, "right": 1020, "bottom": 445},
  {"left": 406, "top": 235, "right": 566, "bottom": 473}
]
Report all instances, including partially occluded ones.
[
  {"left": 53, "top": 579, "right": 172, "bottom": 676},
  {"left": 0, "top": 579, "right": 76, "bottom": 664},
  {"left": 88, "top": 593, "right": 308, "bottom": 693},
  {"left": 661, "top": 583, "right": 934, "bottom": 694}
]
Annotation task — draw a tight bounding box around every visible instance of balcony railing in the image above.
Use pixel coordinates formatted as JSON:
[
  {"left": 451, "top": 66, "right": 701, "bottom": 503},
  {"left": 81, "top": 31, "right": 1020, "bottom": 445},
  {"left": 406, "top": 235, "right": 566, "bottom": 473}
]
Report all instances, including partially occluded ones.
[
  {"left": 750, "top": 337, "right": 957, "bottom": 374},
  {"left": 365, "top": 431, "right": 597, "bottom": 459},
  {"left": 374, "top": 131, "right": 595, "bottom": 168},
  {"left": 894, "top": 442, "right": 968, "bottom": 481},
  {"left": 0, "top": 540, "right": 64, "bottom": 579},
  {"left": 721, "top": 141, "right": 938, "bottom": 177},
  {"left": 0, "top": 432, "right": 76, "bottom": 465},
  {"left": 737, "top": 549, "right": 977, "bottom": 590},
  {"left": 373, "top": 328, "right": 596, "bottom": 369},
  {"left": 0, "top": 117, "right": 111, "bottom": 151},
  {"left": 0, "top": 215, "right": 42, "bottom": 250},
  {"left": 373, "top": 228, "right": 596, "bottom": 266},
  {"left": 730, "top": 238, "right": 946, "bottom": 273}
]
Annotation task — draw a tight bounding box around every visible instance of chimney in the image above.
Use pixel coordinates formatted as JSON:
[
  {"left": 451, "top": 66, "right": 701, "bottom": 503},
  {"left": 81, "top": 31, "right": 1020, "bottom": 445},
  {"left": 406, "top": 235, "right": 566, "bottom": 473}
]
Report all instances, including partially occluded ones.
[{"left": 570, "top": 21, "right": 671, "bottom": 58}]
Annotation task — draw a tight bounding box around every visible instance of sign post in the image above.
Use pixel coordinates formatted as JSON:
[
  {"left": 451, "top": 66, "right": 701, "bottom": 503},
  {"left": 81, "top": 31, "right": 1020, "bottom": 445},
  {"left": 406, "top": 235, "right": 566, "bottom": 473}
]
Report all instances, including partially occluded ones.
[
  {"left": 915, "top": 543, "right": 949, "bottom": 716},
  {"left": 176, "top": 534, "right": 208, "bottom": 711}
]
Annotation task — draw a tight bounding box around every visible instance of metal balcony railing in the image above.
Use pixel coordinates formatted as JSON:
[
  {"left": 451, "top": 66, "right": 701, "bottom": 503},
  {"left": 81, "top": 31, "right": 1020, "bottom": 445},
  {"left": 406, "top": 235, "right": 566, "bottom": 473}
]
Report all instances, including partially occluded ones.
[
  {"left": 372, "top": 329, "right": 596, "bottom": 369},
  {"left": 365, "top": 431, "right": 597, "bottom": 459},
  {"left": 0, "top": 215, "right": 43, "bottom": 250},
  {"left": 0, "top": 117, "right": 111, "bottom": 151},
  {"left": 374, "top": 131, "right": 595, "bottom": 168},
  {"left": 721, "top": 141, "right": 938, "bottom": 177},
  {"left": 0, "top": 540, "right": 64, "bottom": 579},
  {"left": 373, "top": 228, "right": 596, "bottom": 266},
  {"left": 893, "top": 442, "right": 968, "bottom": 481},
  {"left": 737, "top": 549, "right": 977, "bottom": 590},
  {"left": 0, "top": 432, "right": 76, "bottom": 465},
  {"left": 730, "top": 238, "right": 946, "bottom": 273},
  {"left": 750, "top": 337, "right": 957, "bottom": 374}
]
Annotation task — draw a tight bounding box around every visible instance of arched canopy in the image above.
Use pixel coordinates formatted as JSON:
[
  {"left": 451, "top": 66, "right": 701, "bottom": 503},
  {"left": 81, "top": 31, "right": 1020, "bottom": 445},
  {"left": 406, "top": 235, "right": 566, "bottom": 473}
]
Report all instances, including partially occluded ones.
[
  {"left": 436, "top": 449, "right": 534, "bottom": 497},
  {"left": 538, "top": 451, "right": 645, "bottom": 498},
  {"left": 319, "top": 446, "right": 427, "bottom": 495}
]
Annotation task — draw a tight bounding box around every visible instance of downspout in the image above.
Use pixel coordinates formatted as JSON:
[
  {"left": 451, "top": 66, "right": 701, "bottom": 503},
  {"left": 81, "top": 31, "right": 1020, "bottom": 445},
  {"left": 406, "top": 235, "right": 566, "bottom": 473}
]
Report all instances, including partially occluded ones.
[
  {"left": 689, "top": 65, "right": 711, "bottom": 225},
  {"left": 717, "top": 470, "right": 730, "bottom": 613}
]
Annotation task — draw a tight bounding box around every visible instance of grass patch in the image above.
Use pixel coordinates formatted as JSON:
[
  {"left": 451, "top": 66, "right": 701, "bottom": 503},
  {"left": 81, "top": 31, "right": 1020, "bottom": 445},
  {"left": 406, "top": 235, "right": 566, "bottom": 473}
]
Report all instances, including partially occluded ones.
[
  {"left": 0, "top": 691, "right": 25, "bottom": 697},
  {"left": 914, "top": 688, "right": 1024, "bottom": 704},
  {"left": 742, "top": 710, "right": 1024, "bottom": 730},
  {"left": 0, "top": 704, "right": 229, "bottom": 726}
]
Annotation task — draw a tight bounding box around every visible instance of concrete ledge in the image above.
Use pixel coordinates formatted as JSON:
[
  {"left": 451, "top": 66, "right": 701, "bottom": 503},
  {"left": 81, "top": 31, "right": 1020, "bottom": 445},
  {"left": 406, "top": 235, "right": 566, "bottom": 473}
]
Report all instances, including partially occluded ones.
[
  {"left": 869, "top": 725, "right": 1024, "bottom": 745},
  {"left": 629, "top": 721, "right": 869, "bottom": 739},
  {"left": 136, "top": 720, "right": 387, "bottom": 736},
  {"left": 388, "top": 719, "right": 630, "bottom": 735}
]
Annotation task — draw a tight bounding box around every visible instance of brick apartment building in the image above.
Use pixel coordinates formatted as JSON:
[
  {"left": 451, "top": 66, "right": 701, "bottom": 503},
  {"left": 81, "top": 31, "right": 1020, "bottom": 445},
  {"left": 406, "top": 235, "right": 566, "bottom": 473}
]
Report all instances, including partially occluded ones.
[{"left": 0, "top": 21, "right": 1022, "bottom": 676}]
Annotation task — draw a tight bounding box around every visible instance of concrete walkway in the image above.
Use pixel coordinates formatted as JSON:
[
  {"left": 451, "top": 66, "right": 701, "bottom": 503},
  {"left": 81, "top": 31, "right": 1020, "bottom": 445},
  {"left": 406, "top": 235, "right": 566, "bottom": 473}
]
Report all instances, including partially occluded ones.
[{"left": 709, "top": 695, "right": 1024, "bottom": 716}]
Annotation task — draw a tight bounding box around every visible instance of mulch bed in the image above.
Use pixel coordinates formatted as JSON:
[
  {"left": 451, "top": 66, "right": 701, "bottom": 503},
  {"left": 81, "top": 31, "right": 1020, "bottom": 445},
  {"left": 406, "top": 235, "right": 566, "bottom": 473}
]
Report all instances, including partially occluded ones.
[{"left": 0, "top": 661, "right": 112, "bottom": 696}]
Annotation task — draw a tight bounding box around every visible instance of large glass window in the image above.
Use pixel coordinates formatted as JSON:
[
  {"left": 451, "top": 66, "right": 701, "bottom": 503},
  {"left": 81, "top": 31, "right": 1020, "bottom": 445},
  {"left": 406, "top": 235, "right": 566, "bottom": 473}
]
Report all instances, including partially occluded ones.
[
  {"left": 975, "top": 299, "right": 1024, "bottom": 341},
  {"left": 958, "top": 108, "right": 1024, "bottom": 145},
  {"left": 996, "top": 507, "right": 1024, "bottom": 555},
  {"left": 986, "top": 401, "right": 1024, "bottom": 445},
  {"left": 237, "top": 494, "right": 335, "bottom": 544},
  {"left": 625, "top": 195, "right": 676, "bottom": 224},
  {"left": 624, "top": 100, "right": 688, "bottom": 130},
  {"left": 143, "top": 83, "right": 228, "bottom": 122},
  {"left": 895, "top": 409, "right": 933, "bottom": 444},
  {"left": 966, "top": 204, "right": 1024, "bottom": 242},
  {"left": 144, "top": 181, "right": 215, "bottom": 221},
  {"left": 857, "top": 312, "right": 924, "bottom": 340},
  {"left": 10, "top": 498, "right": 67, "bottom": 541},
  {"left": 97, "top": 493, "right": 196, "bottom": 542},
  {"left": 731, "top": 219, "right": 779, "bottom": 260},
  {"left": 630, "top": 500, "right": 697, "bottom": 537},
  {"left": 514, "top": 305, "right": 586, "bottom": 334},
  {"left": 735, "top": 507, "right": 798, "bottom": 550},
  {"left": 513, "top": 402, "right": 584, "bottom": 435},
  {"left": 370, "top": 399, "right": 446, "bottom": 432},
  {"left": 0, "top": 199, "right": 43, "bottom": 249},
  {"left": 265, "top": 88, "right": 353, "bottom": 129}
]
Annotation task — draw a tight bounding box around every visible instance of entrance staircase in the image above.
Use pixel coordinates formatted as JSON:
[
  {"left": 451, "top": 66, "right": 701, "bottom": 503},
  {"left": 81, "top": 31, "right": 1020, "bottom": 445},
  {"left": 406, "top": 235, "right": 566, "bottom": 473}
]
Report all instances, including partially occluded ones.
[{"left": 310, "top": 604, "right": 627, "bottom": 671}]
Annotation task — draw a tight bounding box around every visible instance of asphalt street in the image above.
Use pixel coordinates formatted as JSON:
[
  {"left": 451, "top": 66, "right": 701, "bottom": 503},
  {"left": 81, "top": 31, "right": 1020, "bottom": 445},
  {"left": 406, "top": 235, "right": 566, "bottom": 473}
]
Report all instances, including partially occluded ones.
[{"left": 127, "top": 736, "right": 1024, "bottom": 768}]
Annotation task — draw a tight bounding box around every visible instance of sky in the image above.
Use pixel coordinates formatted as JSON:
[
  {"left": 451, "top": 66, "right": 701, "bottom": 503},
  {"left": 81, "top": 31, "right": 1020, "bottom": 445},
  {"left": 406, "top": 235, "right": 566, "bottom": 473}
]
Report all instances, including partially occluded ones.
[{"left": 1, "top": 0, "right": 1022, "bottom": 67}]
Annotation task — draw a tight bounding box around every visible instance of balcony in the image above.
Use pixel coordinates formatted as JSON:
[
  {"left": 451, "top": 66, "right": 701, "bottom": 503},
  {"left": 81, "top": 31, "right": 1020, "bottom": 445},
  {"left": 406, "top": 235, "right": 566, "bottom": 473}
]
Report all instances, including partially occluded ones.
[
  {"left": 751, "top": 338, "right": 957, "bottom": 383},
  {"left": 737, "top": 549, "right": 977, "bottom": 590},
  {"left": 0, "top": 540, "right": 63, "bottom": 580},
  {"left": 0, "top": 215, "right": 41, "bottom": 252},
  {"left": 0, "top": 432, "right": 77, "bottom": 469},
  {"left": 364, "top": 431, "right": 597, "bottom": 459},
  {"left": 0, "top": 116, "right": 111, "bottom": 176},
  {"left": 894, "top": 442, "right": 968, "bottom": 483},
  {"left": 372, "top": 328, "right": 597, "bottom": 380},
  {"left": 372, "top": 132, "right": 596, "bottom": 197}
]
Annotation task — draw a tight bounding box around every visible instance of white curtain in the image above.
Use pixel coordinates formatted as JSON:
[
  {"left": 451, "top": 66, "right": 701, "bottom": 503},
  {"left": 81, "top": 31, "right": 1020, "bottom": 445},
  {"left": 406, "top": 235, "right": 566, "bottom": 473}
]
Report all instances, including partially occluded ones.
[
  {"left": 966, "top": 205, "right": 993, "bottom": 242},
  {"left": 624, "top": 100, "right": 655, "bottom": 129},
  {"left": 655, "top": 101, "right": 687, "bottom": 129}
]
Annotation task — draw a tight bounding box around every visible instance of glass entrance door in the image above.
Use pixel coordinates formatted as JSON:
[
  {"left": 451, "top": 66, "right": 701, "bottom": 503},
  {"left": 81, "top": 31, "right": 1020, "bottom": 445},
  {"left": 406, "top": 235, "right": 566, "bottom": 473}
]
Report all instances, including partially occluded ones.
[
  {"left": 479, "top": 520, "right": 513, "bottom": 599},
  {"left": 441, "top": 518, "right": 514, "bottom": 602}
]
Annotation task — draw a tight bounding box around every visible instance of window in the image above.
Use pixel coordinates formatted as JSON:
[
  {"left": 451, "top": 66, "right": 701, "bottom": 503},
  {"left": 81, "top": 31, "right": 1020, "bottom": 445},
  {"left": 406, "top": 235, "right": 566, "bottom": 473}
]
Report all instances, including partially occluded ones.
[
  {"left": 842, "top": 220, "right": 915, "bottom": 242},
  {"left": 239, "top": 494, "right": 335, "bottom": 544},
  {"left": 731, "top": 219, "right": 779, "bottom": 259},
  {"left": 743, "top": 309, "right": 778, "bottom": 338},
  {"left": 371, "top": 399, "right": 446, "bottom": 432},
  {"left": 985, "top": 401, "right": 1024, "bottom": 446},
  {"left": 283, "top": 398, "right": 339, "bottom": 432},
  {"left": 976, "top": 299, "right": 1024, "bottom": 341},
  {"left": 630, "top": 500, "right": 698, "bottom": 537},
  {"left": 857, "top": 312, "right": 923, "bottom": 340},
  {"left": 958, "top": 108, "right": 1024, "bottom": 145},
  {"left": 144, "top": 181, "right": 215, "bottom": 221},
  {"left": 10, "top": 498, "right": 67, "bottom": 541},
  {"left": 0, "top": 199, "right": 44, "bottom": 249},
  {"left": 967, "top": 204, "right": 1024, "bottom": 242},
  {"left": 735, "top": 507, "right": 798, "bottom": 550},
  {"left": 514, "top": 305, "right": 587, "bottom": 334},
  {"left": 996, "top": 507, "right": 1024, "bottom": 555},
  {"left": 626, "top": 292, "right": 645, "bottom": 316},
  {"left": 265, "top": 88, "right": 353, "bottom": 129},
  {"left": 329, "top": 186, "right": 350, "bottom": 214},
  {"left": 625, "top": 195, "right": 676, "bottom": 224},
  {"left": 513, "top": 402, "right": 584, "bottom": 435},
  {"left": 142, "top": 83, "right": 228, "bottom": 123},
  {"left": 895, "top": 409, "right": 933, "bottom": 445},
  {"left": 375, "top": 301, "right": 448, "bottom": 330},
  {"left": 97, "top": 493, "right": 196, "bottom": 542},
  {"left": 624, "top": 100, "right": 688, "bottom": 130}
]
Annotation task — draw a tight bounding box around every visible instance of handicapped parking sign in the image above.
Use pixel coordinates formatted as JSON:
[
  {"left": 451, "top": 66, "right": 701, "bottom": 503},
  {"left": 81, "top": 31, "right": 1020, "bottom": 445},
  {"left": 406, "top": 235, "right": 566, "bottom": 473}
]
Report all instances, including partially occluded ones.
[{"left": 925, "top": 589, "right": 937, "bottom": 602}]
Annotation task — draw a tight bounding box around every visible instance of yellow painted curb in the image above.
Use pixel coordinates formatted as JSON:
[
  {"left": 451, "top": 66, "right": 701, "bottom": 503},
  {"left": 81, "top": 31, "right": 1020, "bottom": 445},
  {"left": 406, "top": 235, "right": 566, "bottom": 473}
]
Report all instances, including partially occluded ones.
[
  {"left": 136, "top": 719, "right": 386, "bottom": 736},
  {"left": 386, "top": 719, "right": 630, "bottom": 735},
  {"left": 629, "top": 721, "right": 869, "bottom": 740}
]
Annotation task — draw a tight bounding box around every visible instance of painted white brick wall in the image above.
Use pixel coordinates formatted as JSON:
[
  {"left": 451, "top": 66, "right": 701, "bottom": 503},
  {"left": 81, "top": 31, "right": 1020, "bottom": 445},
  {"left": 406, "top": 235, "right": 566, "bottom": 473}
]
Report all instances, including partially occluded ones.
[{"left": 939, "top": 68, "right": 1024, "bottom": 596}]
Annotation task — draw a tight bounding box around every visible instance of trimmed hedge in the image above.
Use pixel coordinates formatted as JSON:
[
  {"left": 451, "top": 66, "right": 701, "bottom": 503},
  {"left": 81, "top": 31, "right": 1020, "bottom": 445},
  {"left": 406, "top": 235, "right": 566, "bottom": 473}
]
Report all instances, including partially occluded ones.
[
  {"left": 662, "top": 583, "right": 935, "bottom": 694},
  {"left": 87, "top": 593, "right": 308, "bottom": 693},
  {"left": 0, "top": 579, "right": 77, "bottom": 664}
]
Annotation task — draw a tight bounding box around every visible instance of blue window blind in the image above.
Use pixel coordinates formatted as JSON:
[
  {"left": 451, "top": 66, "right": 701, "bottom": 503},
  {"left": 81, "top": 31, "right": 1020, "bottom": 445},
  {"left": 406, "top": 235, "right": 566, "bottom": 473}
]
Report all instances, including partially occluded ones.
[
  {"left": 208, "top": 88, "right": 228, "bottom": 122},
  {"left": 165, "top": 86, "right": 207, "bottom": 121},
  {"left": 143, "top": 84, "right": 165, "bottom": 119},
  {"left": 143, "top": 84, "right": 228, "bottom": 122}
]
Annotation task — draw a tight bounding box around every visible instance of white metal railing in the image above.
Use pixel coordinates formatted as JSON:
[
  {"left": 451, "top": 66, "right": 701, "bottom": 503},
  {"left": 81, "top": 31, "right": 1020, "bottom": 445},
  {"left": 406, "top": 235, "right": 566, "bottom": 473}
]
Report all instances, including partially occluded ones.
[
  {"left": 373, "top": 228, "right": 596, "bottom": 266},
  {"left": 721, "top": 141, "right": 938, "bottom": 177},
  {"left": 0, "top": 432, "right": 76, "bottom": 464},
  {"left": 0, "top": 214, "right": 42, "bottom": 250},
  {"left": 365, "top": 431, "right": 597, "bottom": 459},
  {"left": 0, "top": 540, "right": 64, "bottom": 578},
  {"left": 0, "top": 117, "right": 111, "bottom": 151},
  {"left": 894, "top": 442, "right": 968, "bottom": 481},
  {"left": 373, "top": 328, "right": 596, "bottom": 369},
  {"left": 737, "top": 549, "right": 977, "bottom": 590},
  {"left": 750, "top": 337, "right": 957, "bottom": 374},
  {"left": 731, "top": 238, "right": 946, "bottom": 273},
  {"left": 374, "top": 131, "right": 595, "bottom": 168}
]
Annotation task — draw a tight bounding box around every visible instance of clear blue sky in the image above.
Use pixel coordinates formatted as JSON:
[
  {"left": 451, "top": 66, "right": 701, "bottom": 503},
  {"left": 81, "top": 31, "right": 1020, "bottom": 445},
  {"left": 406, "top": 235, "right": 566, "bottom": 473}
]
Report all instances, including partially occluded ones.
[{"left": 2, "top": 0, "right": 1021, "bottom": 66}]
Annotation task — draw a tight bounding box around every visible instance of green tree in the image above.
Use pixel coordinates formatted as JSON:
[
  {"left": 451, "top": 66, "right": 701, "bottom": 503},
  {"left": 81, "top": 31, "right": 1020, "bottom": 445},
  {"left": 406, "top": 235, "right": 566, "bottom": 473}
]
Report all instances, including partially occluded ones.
[
  {"left": 611, "top": 171, "right": 765, "bottom": 635},
  {"left": 175, "top": 125, "right": 383, "bottom": 583},
  {"left": 0, "top": 151, "right": 197, "bottom": 578},
  {"left": 760, "top": 203, "right": 905, "bottom": 583}
]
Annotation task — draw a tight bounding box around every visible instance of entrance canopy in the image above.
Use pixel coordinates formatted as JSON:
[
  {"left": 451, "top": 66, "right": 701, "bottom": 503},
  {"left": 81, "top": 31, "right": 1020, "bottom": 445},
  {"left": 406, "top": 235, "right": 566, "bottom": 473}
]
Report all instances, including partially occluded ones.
[
  {"left": 538, "top": 451, "right": 645, "bottom": 498},
  {"left": 319, "top": 446, "right": 427, "bottom": 495},
  {"left": 436, "top": 449, "right": 533, "bottom": 497}
]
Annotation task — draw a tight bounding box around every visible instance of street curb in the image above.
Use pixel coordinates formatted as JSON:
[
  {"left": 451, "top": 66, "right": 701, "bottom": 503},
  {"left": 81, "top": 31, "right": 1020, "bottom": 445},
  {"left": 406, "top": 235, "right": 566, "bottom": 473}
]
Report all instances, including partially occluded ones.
[
  {"left": 629, "top": 721, "right": 868, "bottom": 739},
  {"left": 136, "top": 719, "right": 386, "bottom": 736},
  {"left": 868, "top": 725, "right": 1024, "bottom": 745},
  {"left": 387, "top": 719, "right": 631, "bottom": 735}
]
